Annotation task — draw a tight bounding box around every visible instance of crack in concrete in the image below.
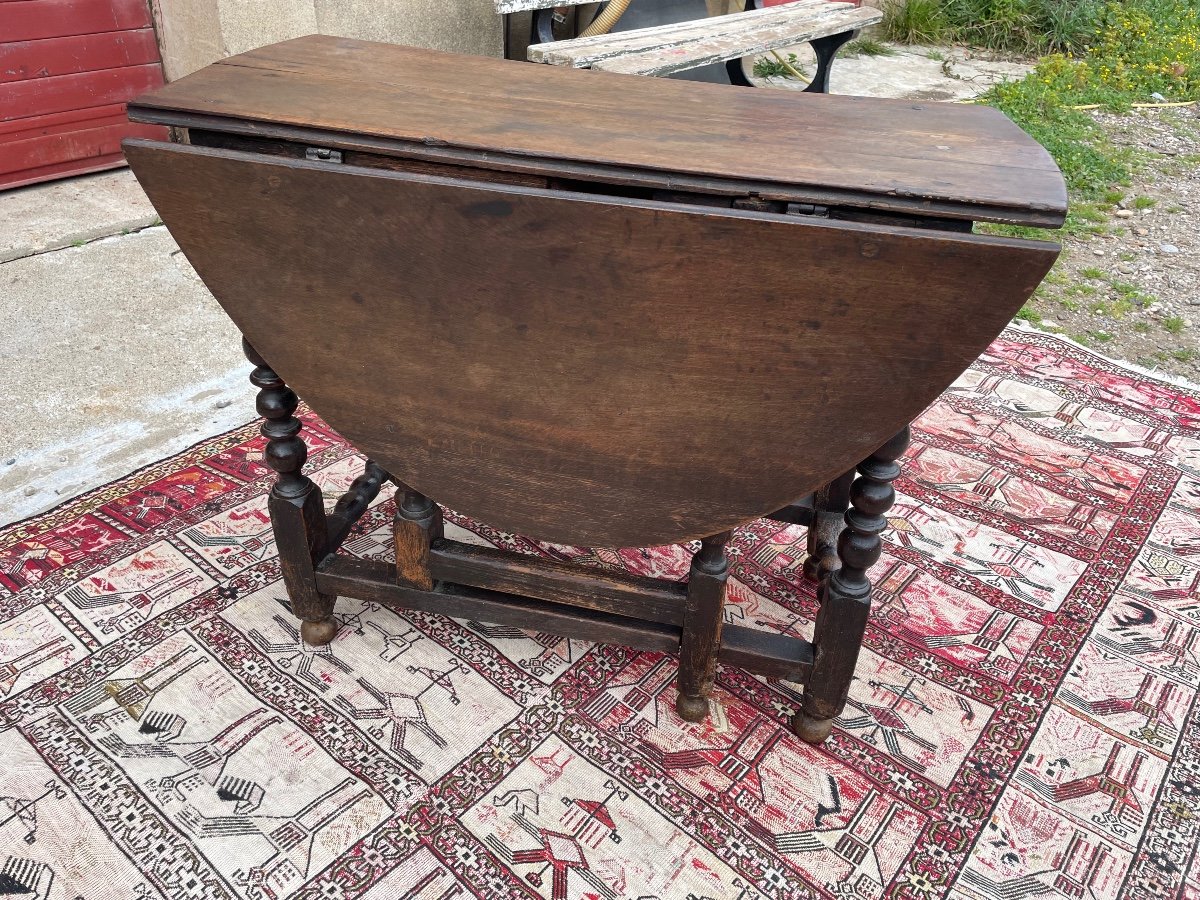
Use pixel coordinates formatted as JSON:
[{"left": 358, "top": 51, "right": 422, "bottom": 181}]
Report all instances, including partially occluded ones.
[{"left": 0, "top": 220, "right": 165, "bottom": 266}]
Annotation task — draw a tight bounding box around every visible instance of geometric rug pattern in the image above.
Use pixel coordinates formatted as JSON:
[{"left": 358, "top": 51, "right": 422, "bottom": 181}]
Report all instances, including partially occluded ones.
[{"left": 0, "top": 329, "right": 1198, "bottom": 899}]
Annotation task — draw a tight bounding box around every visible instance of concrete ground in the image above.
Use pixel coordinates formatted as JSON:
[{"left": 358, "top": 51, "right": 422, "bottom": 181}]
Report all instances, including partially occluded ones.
[
  {"left": 0, "top": 172, "right": 248, "bottom": 524},
  {"left": 0, "top": 44, "right": 1030, "bottom": 527},
  {"left": 754, "top": 43, "right": 1034, "bottom": 100}
]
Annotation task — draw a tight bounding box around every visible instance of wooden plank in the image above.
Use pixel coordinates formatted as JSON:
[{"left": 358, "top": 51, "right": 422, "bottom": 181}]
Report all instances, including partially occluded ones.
[
  {"left": 0, "top": 29, "right": 161, "bottom": 84},
  {"left": 2, "top": 63, "right": 164, "bottom": 123},
  {"left": 494, "top": 0, "right": 593, "bottom": 13},
  {"left": 316, "top": 556, "right": 682, "bottom": 653},
  {"left": 552, "top": 7, "right": 883, "bottom": 76},
  {"left": 720, "top": 624, "right": 814, "bottom": 681},
  {"left": 317, "top": 555, "right": 812, "bottom": 680},
  {"left": 527, "top": 0, "right": 851, "bottom": 66},
  {"left": 0, "top": 120, "right": 164, "bottom": 176},
  {"left": 140, "top": 109, "right": 1060, "bottom": 227},
  {"left": 129, "top": 36, "right": 1066, "bottom": 224},
  {"left": 766, "top": 494, "right": 815, "bottom": 527},
  {"left": 3, "top": 0, "right": 154, "bottom": 43},
  {"left": 125, "top": 140, "right": 1059, "bottom": 547},
  {"left": 534, "top": 0, "right": 831, "bottom": 55},
  {"left": 428, "top": 539, "right": 689, "bottom": 625}
]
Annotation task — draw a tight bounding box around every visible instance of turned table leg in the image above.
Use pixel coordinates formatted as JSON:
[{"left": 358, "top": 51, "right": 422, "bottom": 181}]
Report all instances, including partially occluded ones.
[
  {"left": 794, "top": 426, "right": 909, "bottom": 744},
  {"left": 244, "top": 338, "right": 337, "bottom": 646},
  {"left": 394, "top": 484, "right": 443, "bottom": 591},
  {"left": 676, "top": 531, "right": 733, "bottom": 722}
]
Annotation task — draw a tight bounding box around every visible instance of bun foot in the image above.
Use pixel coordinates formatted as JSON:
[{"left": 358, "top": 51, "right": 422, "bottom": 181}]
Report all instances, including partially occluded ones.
[
  {"left": 675, "top": 692, "right": 710, "bottom": 723},
  {"left": 301, "top": 617, "right": 339, "bottom": 647},
  {"left": 792, "top": 711, "right": 834, "bottom": 744}
]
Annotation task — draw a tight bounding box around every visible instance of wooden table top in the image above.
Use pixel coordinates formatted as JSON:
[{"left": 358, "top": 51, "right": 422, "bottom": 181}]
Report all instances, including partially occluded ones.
[{"left": 129, "top": 35, "right": 1067, "bottom": 227}]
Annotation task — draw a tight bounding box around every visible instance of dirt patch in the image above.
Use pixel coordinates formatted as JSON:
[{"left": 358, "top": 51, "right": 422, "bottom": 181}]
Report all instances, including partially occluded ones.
[{"left": 1023, "top": 106, "right": 1200, "bottom": 383}]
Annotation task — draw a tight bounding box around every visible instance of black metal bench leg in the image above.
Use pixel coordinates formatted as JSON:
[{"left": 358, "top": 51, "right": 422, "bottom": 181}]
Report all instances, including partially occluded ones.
[
  {"left": 793, "top": 426, "right": 908, "bottom": 743},
  {"left": 727, "top": 26, "right": 857, "bottom": 91},
  {"left": 803, "top": 29, "right": 857, "bottom": 93}
]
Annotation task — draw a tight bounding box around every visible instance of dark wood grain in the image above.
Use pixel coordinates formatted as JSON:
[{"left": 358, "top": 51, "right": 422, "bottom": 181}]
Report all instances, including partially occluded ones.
[
  {"left": 133, "top": 109, "right": 1058, "bottom": 227},
  {"left": 677, "top": 531, "right": 732, "bottom": 721},
  {"left": 243, "top": 340, "right": 336, "bottom": 645},
  {"left": 429, "top": 539, "right": 688, "bottom": 625},
  {"left": 326, "top": 460, "right": 387, "bottom": 550},
  {"left": 720, "top": 624, "right": 814, "bottom": 682},
  {"left": 315, "top": 555, "right": 815, "bottom": 681},
  {"left": 317, "top": 556, "right": 682, "bottom": 653},
  {"left": 394, "top": 487, "right": 443, "bottom": 591},
  {"left": 126, "top": 140, "right": 1059, "bottom": 548},
  {"left": 189, "top": 129, "right": 552, "bottom": 188},
  {"left": 127, "top": 34, "right": 1066, "bottom": 226},
  {"left": 796, "top": 427, "right": 909, "bottom": 742}
]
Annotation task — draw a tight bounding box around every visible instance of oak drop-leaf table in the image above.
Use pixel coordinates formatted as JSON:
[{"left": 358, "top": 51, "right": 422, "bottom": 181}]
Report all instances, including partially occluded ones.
[{"left": 124, "top": 35, "right": 1065, "bottom": 743}]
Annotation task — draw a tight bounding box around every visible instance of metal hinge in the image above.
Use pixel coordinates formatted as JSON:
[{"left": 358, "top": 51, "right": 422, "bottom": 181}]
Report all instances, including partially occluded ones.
[
  {"left": 785, "top": 203, "right": 830, "bottom": 218},
  {"left": 305, "top": 147, "right": 343, "bottom": 163}
]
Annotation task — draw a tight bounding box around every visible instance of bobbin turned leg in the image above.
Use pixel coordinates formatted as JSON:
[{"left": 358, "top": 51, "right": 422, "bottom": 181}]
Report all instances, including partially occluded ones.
[
  {"left": 244, "top": 338, "right": 337, "bottom": 646},
  {"left": 394, "top": 484, "right": 443, "bottom": 591},
  {"left": 794, "top": 427, "right": 909, "bottom": 743},
  {"left": 676, "top": 531, "right": 733, "bottom": 723}
]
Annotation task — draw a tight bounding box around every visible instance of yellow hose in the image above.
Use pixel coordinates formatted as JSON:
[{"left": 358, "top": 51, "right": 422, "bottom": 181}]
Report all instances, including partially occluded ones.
[{"left": 579, "top": 0, "right": 633, "bottom": 38}]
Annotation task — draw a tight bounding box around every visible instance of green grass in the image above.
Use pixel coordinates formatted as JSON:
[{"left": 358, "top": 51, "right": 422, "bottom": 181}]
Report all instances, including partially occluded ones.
[
  {"left": 883, "top": 0, "right": 1108, "bottom": 54},
  {"left": 844, "top": 38, "right": 896, "bottom": 57},
  {"left": 1014, "top": 306, "right": 1043, "bottom": 325},
  {"left": 1163, "top": 315, "right": 1187, "bottom": 333},
  {"left": 967, "top": 0, "right": 1200, "bottom": 230},
  {"left": 751, "top": 52, "right": 807, "bottom": 79},
  {"left": 1074, "top": 330, "right": 1115, "bottom": 345},
  {"left": 883, "top": 0, "right": 947, "bottom": 44},
  {"left": 1154, "top": 348, "right": 1199, "bottom": 362}
]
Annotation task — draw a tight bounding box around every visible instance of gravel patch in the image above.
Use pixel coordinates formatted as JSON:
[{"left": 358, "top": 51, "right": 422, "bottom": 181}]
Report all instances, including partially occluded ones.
[{"left": 1025, "top": 105, "right": 1200, "bottom": 384}]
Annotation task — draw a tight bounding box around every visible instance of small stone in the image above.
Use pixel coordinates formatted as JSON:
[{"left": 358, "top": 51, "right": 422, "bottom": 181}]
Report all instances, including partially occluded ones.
[
  {"left": 1148, "top": 303, "right": 1164, "bottom": 314},
  {"left": 23, "top": 486, "right": 36, "bottom": 497},
  {"left": 1161, "top": 244, "right": 1180, "bottom": 254},
  {"left": 1136, "top": 228, "right": 1149, "bottom": 236},
  {"left": 1093, "top": 248, "right": 1106, "bottom": 256},
  {"left": 58, "top": 455, "right": 67, "bottom": 463},
  {"left": 1041, "top": 319, "right": 1059, "bottom": 328},
  {"left": 3, "top": 458, "right": 14, "bottom": 466},
  {"left": 1115, "top": 209, "right": 1134, "bottom": 218},
  {"left": 215, "top": 399, "right": 233, "bottom": 409}
]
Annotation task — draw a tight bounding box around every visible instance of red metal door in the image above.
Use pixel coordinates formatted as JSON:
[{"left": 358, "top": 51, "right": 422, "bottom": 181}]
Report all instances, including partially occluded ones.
[{"left": 1, "top": 0, "right": 168, "bottom": 190}]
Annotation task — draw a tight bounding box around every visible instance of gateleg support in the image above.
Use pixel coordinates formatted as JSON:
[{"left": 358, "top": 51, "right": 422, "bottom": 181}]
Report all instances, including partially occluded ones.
[
  {"left": 676, "top": 531, "right": 733, "bottom": 723},
  {"left": 394, "top": 484, "right": 443, "bottom": 591}
]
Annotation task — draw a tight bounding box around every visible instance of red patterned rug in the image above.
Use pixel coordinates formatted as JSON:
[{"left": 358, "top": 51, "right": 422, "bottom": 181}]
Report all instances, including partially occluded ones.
[{"left": 1, "top": 329, "right": 1198, "bottom": 900}]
